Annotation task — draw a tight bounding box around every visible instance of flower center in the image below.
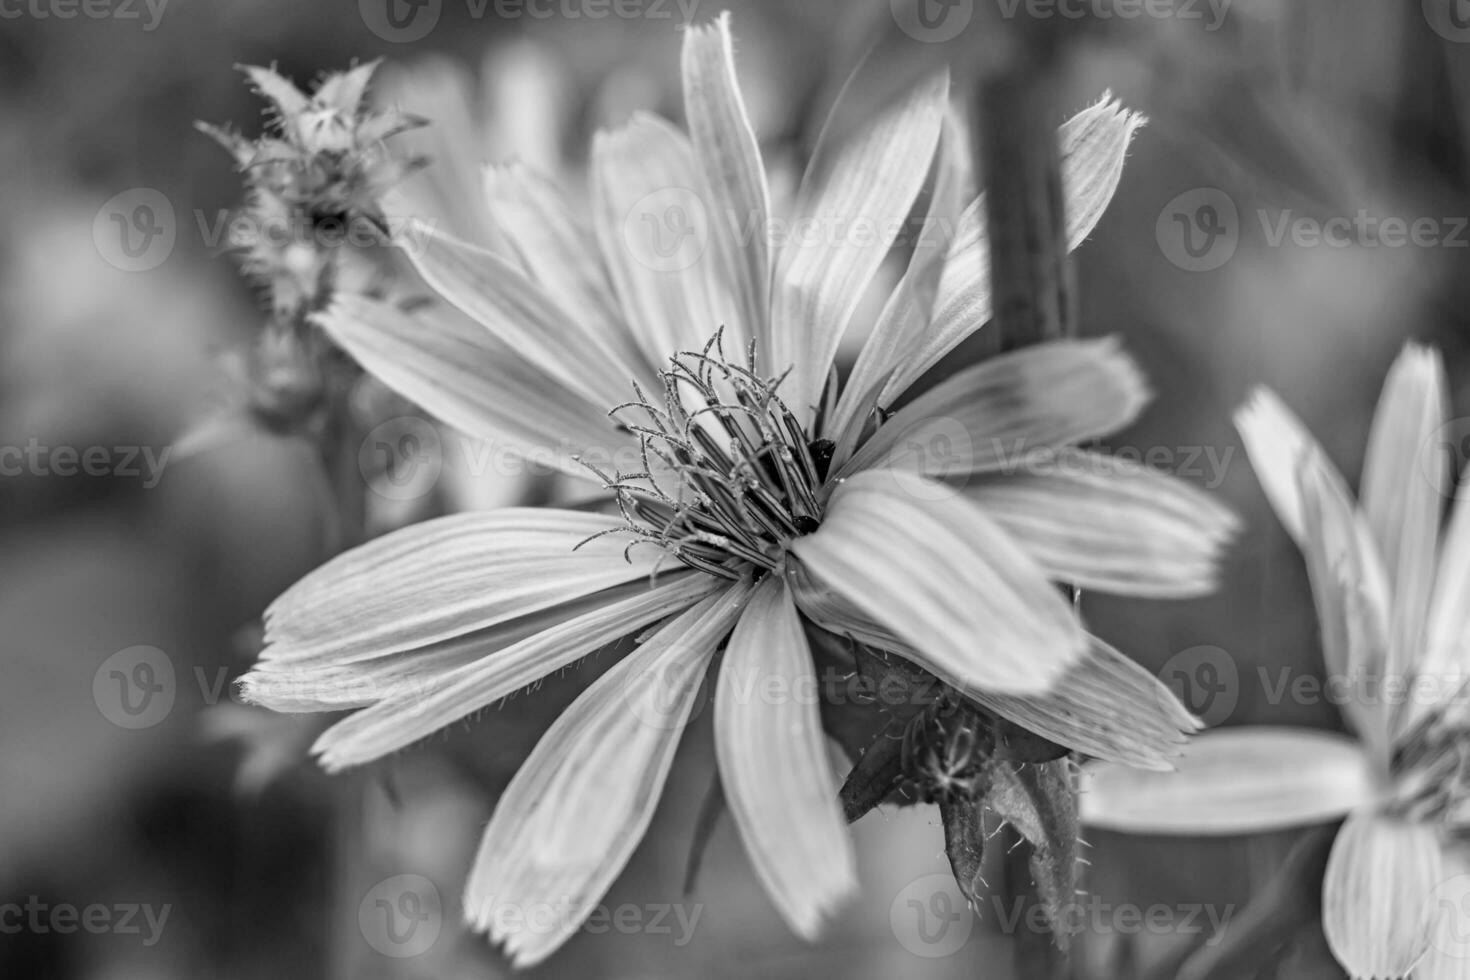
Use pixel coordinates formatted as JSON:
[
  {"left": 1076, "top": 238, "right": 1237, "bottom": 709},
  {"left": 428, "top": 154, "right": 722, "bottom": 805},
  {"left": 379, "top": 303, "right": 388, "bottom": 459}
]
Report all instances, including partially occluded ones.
[
  {"left": 589, "top": 337, "right": 834, "bottom": 580},
  {"left": 1391, "top": 716, "right": 1470, "bottom": 832}
]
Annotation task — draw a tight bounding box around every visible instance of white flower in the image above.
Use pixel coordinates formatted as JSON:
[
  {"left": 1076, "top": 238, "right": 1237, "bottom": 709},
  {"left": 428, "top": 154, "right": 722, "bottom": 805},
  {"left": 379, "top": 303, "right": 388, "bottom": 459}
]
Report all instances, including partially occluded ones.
[
  {"left": 1084, "top": 343, "right": 1470, "bottom": 979},
  {"left": 242, "top": 14, "right": 1235, "bottom": 967}
]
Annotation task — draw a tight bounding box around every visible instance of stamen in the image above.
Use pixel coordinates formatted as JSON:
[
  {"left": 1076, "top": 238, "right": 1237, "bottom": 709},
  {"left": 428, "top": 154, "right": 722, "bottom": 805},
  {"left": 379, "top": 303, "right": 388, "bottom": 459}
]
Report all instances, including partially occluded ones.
[{"left": 601, "top": 331, "right": 825, "bottom": 578}]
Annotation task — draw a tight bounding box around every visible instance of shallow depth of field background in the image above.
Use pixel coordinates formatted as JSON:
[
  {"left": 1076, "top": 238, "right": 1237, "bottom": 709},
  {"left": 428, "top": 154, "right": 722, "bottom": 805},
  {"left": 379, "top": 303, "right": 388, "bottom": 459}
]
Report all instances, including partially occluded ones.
[{"left": 2, "top": 0, "right": 1468, "bottom": 977}]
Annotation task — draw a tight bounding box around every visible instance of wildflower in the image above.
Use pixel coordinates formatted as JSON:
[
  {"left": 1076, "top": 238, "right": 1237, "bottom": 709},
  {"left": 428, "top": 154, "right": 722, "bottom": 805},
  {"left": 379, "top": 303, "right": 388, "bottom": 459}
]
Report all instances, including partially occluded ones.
[
  {"left": 194, "top": 61, "right": 423, "bottom": 444},
  {"left": 1083, "top": 344, "right": 1470, "bottom": 978},
  {"left": 242, "top": 14, "right": 1235, "bottom": 966}
]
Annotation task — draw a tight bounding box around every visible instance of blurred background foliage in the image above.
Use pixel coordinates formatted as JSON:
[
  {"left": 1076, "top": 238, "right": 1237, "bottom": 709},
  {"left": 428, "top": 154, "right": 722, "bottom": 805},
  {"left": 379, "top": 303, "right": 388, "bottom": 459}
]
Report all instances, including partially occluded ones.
[{"left": 2, "top": 0, "right": 1469, "bottom": 976}]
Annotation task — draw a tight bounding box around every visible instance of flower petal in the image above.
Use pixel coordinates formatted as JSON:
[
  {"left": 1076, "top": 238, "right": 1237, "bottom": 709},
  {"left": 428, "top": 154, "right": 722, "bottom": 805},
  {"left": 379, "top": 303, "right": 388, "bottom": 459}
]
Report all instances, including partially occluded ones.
[
  {"left": 1234, "top": 386, "right": 1352, "bottom": 547},
  {"left": 257, "top": 510, "right": 659, "bottom": 668},
  {"left": 482, "top": 161, "right": 625, "bottom": 338},
  {"left": 311, "top": 572, "right": 720, "bottom": 770},
  {"left": 973, "top": 637, "right": 1201, "bottom": 770},
  {"left": 374, "top": 58, "right": 505, "bottom": 251},
  {"left": 1323, "top": 810, "right": 1442, "bottom": 979},
  {"left": 463, "top": 583, "right": 752, "bottom": 968},
  {"left": 769, "top": 67, "right": 949, "bottom": 426},
  {"left": 879, "top": 95, "right": 1144, "bottom": 402},
  {"left": 1298, "top": 459, "right": 1396, "bottom": 757},
  {"left": 715, "top": 578, "right": 856, "bottom": 938},
  {"left": 962, "top": 448, "right": 1239, "bottom": 598},
  {"left": 840, "top": 338, "right": 1150, "bottom": 481},
  {"left": 1427, "top": 476, "right": 1470, "bottom": 685},
  {"left": 317, "top": 294, "right": 618, "bottom": 479},
  {"left": 591, "top": 112, "right": 740, "bottom": 366},
  {"left": 792, "top": 576, "right": 1196, "bottom": 769},
  {"left": 1079, "top": 727, "right": 1376, "bottom": 834},
  {"left": 402, "top": 222, "right": 653, "bottom": 410},
  {"left": 823, "top": 108, "right": 973, "bottom": 453},
  {"left": 1361, "top": 345, "right": 1449, "bottom": 682},
  {"left": 790, "top": 469, "right": 1086, "bottom": 695},
  {"left": 682, "top": 11, "right": 772, "bottom": 352}
]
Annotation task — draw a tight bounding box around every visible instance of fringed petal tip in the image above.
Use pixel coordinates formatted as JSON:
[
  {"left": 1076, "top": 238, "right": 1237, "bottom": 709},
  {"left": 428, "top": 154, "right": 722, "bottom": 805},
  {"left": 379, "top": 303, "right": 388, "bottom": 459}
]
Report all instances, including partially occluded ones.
[{"left": 1087, "top": 88, "right": 1149, "bottom": 133}]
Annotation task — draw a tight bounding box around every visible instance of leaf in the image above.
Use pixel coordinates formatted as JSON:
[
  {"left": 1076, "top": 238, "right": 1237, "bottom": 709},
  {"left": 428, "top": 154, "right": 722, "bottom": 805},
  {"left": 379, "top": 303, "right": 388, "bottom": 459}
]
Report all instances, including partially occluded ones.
[
  {"left": 985, "top": 758, "right": 1081, "bottom": 949},
  {"left": 941, "top": 796, "right": 988, "bottom": 907},
  {"left": 837, "top": 720, "right": 907, "bottom": 823}
]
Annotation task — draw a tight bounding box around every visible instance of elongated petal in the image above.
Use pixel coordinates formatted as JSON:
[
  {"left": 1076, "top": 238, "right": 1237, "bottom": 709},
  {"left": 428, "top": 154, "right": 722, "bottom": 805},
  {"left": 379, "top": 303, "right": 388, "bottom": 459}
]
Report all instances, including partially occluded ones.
[
  {"left": 374, "top": 59, "right": 504, "bottom": 251},
  {"left": 1361, "top": 345, "right": 1448, "bottom": 682},
  {"left": 483, "top": 161, "right": 625, "bottom": 337},
  {"left": 312, "top": 572, "right": 720, "bottom": 770},
  {"left": 258, "top": 510, "right": 658, "bottom": 668},
  {"left": 464, "top": 584, "right": 752, "bottom": 968},
  {"left": 591, "top": 112, "right": 740, "bottom": 366},
  {"left": 403, "top": 223, "right": 652, "bottom": 409},
  {"left": 791, "top": 577, "right": 1198, "bottom": 769},
  {"left": 1427, "top": 476, "right": 1470, "bottom": 685},
  {"left": 823, "top": 108, "right": 973, "bottom": 453},
  {"left": 1323, "top": 810, "right": 1442, "bottom": 978},
  {"left": 963, "top": 448, "right": 1239, "bottom": 598},
  {"left": 790, "top": 469, "right": 1086, "bottom": 695},
  {"left": 769, "top": 68, "right": 948, "bottom": 425},
  {"left": 716, "top": 578, "right": 856, "bottom": 938},
  {"left": 1298, "top": 460, "right": 1396, "bottom": 756},
  {"left": 1234, "top": 386, "right": 1353, "bottom": 547},
  {"left": 1414, "top": 847, "right": 1470, "bottom": 980},
  {"left": 841, "top": 338, "right": 1150, "bottom": 481},
  {"left": 880, "top": 96, "right": 1144, "bottom": 402},
  {"left": 317, "top": 294, "right": 618, "bottom": 479},
  {"left": 1080, "top": 727, "right": 1376, "bottom": 834},
  {"left": 682, "top": 12, "right": 771, "bottom": 351},
  {"left": 973, "top": 638, "right": 1201, "bottom": 770}
]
